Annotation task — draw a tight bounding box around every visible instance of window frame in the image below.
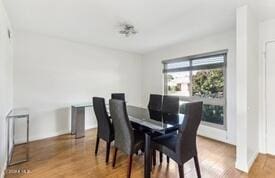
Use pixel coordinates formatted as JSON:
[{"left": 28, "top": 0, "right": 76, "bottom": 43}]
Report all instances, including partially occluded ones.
[{"left": 163, "top": 50, "right": 227, "bottom": 130}]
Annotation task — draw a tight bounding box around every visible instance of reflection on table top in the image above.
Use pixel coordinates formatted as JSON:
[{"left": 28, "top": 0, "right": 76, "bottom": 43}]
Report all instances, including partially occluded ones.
[
  {"left": 127, "top": 105, "right": 185, "bottom": 132},
  {"left": 71, "top": 100, "right": 189, "bottom": 108}
]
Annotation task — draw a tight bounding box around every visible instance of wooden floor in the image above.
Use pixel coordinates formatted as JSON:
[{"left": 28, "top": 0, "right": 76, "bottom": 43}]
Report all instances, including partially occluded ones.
[{"left": 5, "top": 129, "right": 275, "bottom": 178}]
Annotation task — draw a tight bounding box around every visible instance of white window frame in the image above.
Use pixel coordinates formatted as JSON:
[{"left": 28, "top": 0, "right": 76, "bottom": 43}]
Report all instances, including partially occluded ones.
[{"left": 163, "top": 50, "right": 227, "bottom": 130}]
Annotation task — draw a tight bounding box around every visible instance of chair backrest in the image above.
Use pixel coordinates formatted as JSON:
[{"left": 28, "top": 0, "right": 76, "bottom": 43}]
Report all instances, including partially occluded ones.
[
  {"left": 93, "top": 97, "right": 113, "bottom": 141},
  {"left": 111, "top": 93, "right": 125, "bottom": 101},
  {"left": 162, "top": 95, "right": 179, "bottom": 114},
  {"left": 148, "top": 94, "right": 163, "bottom": 111},
  {"left": 109, "top": 99, "right": 134, "bottom": 155},
  {"left": 176, "top": 101, "right": 203, "bottom": 163}
]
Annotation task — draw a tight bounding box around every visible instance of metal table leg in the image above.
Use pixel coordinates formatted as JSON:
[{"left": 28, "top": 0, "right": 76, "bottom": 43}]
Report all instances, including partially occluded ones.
[
  {"left": 75, "top": 106, "right": 85, "bottom": 138},
  {"left": 144, "top": 133, "right": 152, "bottom": 178},
  {"left": 26, "top": 115, "right": 29, "bottom": 161},
  {"left": 7, "top": 113, "right": 30, "bottom": 166},
  {"left": 71, "top": 106, "right": 77, "bottom": 135},
  {"left": 7, "top": 116, "right": 10, "bottom": 164}
]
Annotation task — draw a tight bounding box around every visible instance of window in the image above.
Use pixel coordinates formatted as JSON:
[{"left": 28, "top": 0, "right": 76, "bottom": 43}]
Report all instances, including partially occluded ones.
[{"left": 163, "top": 50, "right": 227, "bottom": 129}]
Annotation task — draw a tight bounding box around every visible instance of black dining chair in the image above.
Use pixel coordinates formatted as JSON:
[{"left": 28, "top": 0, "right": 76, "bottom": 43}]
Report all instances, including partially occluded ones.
[
  {"left": 93, "top": 97, "right": 114, "bottom": 163},
  {"left": 162, "top": 95, "right": 180, "bottom": 114},
  {"left": 111, "top": 93, "right": 125, "bottom": 101},
  {"left": 155, "top": 95, "right": 180, "bottom": 163},
  {"left": 148, "top": 94, "right": 163, "bottom": 111},
  {"left": 109, "top": 99, "right": 144, "bottom": 178},
  {"left": 152, "top": 101, "right": 203, "bottom": 178}
]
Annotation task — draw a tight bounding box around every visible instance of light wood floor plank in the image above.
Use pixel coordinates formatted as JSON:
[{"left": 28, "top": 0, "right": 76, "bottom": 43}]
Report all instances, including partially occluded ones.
[{"left": 5, "top": 129, "right": 275, "bottom": 178}]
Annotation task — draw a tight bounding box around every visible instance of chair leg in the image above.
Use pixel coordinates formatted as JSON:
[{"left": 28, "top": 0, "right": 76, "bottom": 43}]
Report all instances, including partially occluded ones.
[
  {"left": 150, "top": 150, "right": 155, "bottom": 172},
  {"left": 127, "top": 155, "right": 133, "bottom": 178},
  {"left": 167, "top": 156, "right": 170, "bottom": 164},
  {"left": 112, "top": 148, "right": 118, "bottom": 168},
  {"left": 153, "top": 150, "right": 156, "bottom": 166},
  {"left": 106, "top": 142, "right": 111, "bottom": 163},
  {"left": 95, "top": 136, "right": 100, "bottom": 155},
  {"left": 178, "top": 164, "right": 184, "bottom": 178},
  {"left": 159, "top": 152, "right": 163, "bottom": 163},
  {"left": 194, "top": 156, "right": 201, "bottom": 178}
]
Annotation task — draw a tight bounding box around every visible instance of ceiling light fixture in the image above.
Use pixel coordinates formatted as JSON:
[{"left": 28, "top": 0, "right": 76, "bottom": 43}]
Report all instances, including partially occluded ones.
[{"left": 118, "top": 22, "right": 138, "bottom": 37}]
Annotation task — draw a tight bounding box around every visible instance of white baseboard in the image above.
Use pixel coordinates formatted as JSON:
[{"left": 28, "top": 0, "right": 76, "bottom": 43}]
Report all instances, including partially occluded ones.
[
  {"left": 235, "top": 160, "right": 249, "bottom": 172},
  {"left": 235, "top": 151, "right": 258, "bottom": 173},
  {"left": 85, "top": 124, "right": 97, "bottom": 130},
  {"left": 247, "top": 151, "right": 258, "bottom": 171},
  {"left": 14, "top": 130, "right": 70, "bottom": 144},
  {"left": 14, "top": 124, "right": 98, "bottom": 144}
]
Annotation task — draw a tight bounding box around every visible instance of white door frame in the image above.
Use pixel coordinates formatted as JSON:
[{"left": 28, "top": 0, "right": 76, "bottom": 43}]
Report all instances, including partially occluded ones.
[{"left": 260, "top": 40, "right": 275, "bottom": 154}]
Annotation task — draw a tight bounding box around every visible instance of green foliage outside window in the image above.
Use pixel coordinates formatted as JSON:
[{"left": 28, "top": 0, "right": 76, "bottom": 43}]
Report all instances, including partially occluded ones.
[
  {"left": 191, "top": 69, "right": 224, "bottom": 125},
  {"left": 167, "top": 69, "right": 225, "bottom": 126},
  {"left": 202, "top": 104, "right": 224, "bottom": 125},
  {"left": 179, "top": 104, "right": 224, "bottom": 125},
  {"left": 192, "top": 69, "right": 224, "bottom": 98}
]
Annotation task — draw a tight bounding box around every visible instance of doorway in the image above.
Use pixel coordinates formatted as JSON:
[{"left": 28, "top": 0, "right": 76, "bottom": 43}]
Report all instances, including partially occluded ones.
[{"left": 266, "top": 42, "right": 275, "bottom": 155}]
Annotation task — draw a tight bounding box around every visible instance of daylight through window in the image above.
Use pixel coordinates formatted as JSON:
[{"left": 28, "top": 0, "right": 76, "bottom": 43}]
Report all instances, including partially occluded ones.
[{"left": 163, "top": 50, "right": 227, "bottom": 129}]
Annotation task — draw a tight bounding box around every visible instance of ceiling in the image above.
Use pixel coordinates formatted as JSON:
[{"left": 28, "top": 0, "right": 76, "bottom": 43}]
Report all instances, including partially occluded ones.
[{"left": 3, "top": 0, "right": 275, "bottom": 54}]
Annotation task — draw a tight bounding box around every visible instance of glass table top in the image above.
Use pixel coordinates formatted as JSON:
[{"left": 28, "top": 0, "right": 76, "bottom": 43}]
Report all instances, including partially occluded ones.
[
  {"left": 71, "top": 102, "right": 93, "bottom": 108},
  {"left": 127, "top": 105, "right": 185, "bottom": 132},
  {"left": 72, "top": 100, "right": 189, "bottom": 108},
  {"left": 71, "top": 100, "right": 191, "bottom": 132},
  {"left": 7, "top": 108, "right": 29, "bottom": 118}
]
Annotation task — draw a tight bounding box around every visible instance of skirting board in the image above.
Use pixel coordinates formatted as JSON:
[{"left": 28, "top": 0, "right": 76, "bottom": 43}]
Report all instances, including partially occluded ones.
[
  {"left": 14, "top": 123, "right": 232, "bottom": 145},
  {"left": 14, "top": 130, "right": 70, "bottom": 144},
  {"left": 13, "top": 124, "right": 97, "bottom": 144},
  {"left": 247, "top": 151, "right": 259, "bottom": 171},
  {"left": 235, "top": 151, "right": 259, "bottom": 173},
  {"left": 235, "top": 160, "right": 249, "bottom": 173}
]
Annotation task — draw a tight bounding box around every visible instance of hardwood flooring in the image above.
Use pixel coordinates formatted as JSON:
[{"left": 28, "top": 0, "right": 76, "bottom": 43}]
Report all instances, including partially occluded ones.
[{"left": 5, "top": 129, "right": 275, "bottom": 178}]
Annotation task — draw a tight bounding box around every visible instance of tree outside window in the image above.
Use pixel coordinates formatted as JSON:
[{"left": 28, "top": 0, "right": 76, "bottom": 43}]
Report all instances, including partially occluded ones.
[{"left": 164, "top": 53, "right": 226, "bottom": 128}]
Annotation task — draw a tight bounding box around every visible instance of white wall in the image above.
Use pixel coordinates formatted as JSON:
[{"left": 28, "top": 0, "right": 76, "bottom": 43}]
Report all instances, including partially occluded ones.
[
  {"left": 236, "top": 5, "right": 259, "bottom": 172},
  {"left": 0, "top": 1, "right": 13, "bottom": 177},
  {"left": 141, "top": 30, "right": 237, "bottom": 145},
  {"left": 259, "top": 19, "right": 275, "bottom": 153},
  {"left": 13, "top": 30, "right": 143, "bottom": 142},
  {"left": 235, "top": 5, "right": 248, "bottom": 172},
  {"left": 246, "top": 4, "right": 259, "bottom": 169}
]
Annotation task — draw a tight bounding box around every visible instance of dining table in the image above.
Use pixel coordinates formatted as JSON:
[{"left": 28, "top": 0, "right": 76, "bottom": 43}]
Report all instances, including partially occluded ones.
[
  {"left": 126, "top": 105, "right": 187, "bottom": 178},
  {"left": 71, "top": 101, "right": 189, "bottom": 178}
]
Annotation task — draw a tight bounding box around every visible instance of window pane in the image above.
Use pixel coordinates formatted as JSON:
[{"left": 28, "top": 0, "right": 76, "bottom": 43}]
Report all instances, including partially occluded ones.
[
  {"left": 202, "top": 104, "right": 224, "bottom": 125},
  {"left": 166, "top": 61, "right": 190, "bottom": 69},
  {"left": 166, "top": 72, "right": 191, "bottom": 96},
  {"left": 192, "top": 56, "right": 224, "bottom": 66},
  {"left": 179, "top": 103, "right": 224, "bottom": 126},
  {"left": 192, "top": 69, "right": 224, "bottom": 98},
  {"left": 164, "top": 52, "right": 226, "bottom": 128}
]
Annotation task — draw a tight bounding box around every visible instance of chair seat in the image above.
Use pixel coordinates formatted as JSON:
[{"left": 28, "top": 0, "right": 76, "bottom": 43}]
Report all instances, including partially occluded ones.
[
  {"left": 152, "top": 134, "right": 178, "bottom": 162},
  {"left": 153, "top": 134, "right": 177, "bottom": 151}
]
